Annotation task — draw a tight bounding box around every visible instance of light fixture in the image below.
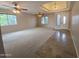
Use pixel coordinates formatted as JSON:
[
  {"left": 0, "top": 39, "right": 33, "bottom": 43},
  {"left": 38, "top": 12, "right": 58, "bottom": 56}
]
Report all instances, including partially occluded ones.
[
  {"left": 16, "top": 5, "right": 20, "bottom": 9},
  {"left": 13, "top": 9, "right": 20, "bottom": 13},
  {"left": 42, "top": 1, "right": 69, "bottom": 12},
  {"left": 37, "top": 12, "right": 44, "bottom": 18}
]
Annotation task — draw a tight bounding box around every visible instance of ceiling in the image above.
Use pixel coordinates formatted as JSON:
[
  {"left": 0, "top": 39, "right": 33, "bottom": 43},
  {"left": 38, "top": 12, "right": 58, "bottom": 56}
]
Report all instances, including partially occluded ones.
[{"left": 0, "top": 1, "right": 72, "bottom": 14}]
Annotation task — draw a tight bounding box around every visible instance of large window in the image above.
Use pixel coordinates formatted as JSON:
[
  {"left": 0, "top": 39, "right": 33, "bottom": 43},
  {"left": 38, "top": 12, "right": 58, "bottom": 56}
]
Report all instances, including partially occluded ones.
[
  {"left": 63, "top": 16, "right": 66, "bottom": 24},
  {"left": 57, "top": 14, "right": 61, "bottom": 26},
  {"left": 0, "top": 14, "right": 17, "bottom": 26},
  {"left": 41, "top": 16, "right": 48, "bottom": 24},
  {"left": 56, "top": 14, "right": 66, "bottom": 26}
]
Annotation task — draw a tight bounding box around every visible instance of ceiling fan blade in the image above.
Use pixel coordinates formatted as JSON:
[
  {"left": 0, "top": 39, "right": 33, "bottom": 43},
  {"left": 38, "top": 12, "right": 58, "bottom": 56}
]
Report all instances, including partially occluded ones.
[
  {"left": 21, "top": 10, "right": 27, "bottom": 13},
  {"left": 21, "top": 8, "right": 28, "bottom": 11},
  {"left": 1, "top": 5, "right": 15, "bottom": 8},
  {"left": 0, "top": 6, "right": 12, "bottom": 10},
  {"left": 0, "top": 5, "right": 15, "bottom": 10}
]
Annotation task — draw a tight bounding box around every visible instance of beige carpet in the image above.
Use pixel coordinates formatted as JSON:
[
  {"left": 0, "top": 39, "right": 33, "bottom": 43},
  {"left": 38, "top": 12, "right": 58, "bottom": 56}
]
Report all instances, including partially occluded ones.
[{"left": 2, "top": 28, "right": 54, "bottom": 57}]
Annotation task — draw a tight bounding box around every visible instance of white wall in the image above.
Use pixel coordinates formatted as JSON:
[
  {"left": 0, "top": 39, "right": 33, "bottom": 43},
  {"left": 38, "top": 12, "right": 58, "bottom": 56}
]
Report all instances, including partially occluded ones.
[
  {"left": 47, "top": 14, "right": 56, "bottom": 29},
  {"left": 0, "top": 10, "right": 36, "bottom": 34},
  {"left": 71, "top": 2, "right": 79, "bottom": 57}
]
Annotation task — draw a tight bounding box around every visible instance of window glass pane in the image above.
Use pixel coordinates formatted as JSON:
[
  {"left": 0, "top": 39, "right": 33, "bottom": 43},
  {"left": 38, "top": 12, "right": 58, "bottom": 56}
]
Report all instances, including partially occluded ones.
[
  {"left": 57, "top": 14, "right": 61, "bottom": 26},
  {"left": 63, "top": 16, "right": 66, "bottom": 24},
  {"left": 41, "top": 17, "right": 45, "bottom": 24},
  {"left": 0, "top": 14, "right": 8, "bottom": 26},
  {"left": 41, "top": 16, "right": 48, "bottom": 24},
  {"left": 45, "top": 16, "right": 48, "bottom": 24},
  {"left": 0, "top": 14, "right": 17, "bottom": 26},
  {"left": 8, "top": 15, "right": 17, "bottom": 25}
]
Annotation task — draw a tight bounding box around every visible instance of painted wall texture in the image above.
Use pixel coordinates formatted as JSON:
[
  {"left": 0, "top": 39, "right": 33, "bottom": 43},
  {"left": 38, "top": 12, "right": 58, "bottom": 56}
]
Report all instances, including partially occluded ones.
[
  {"left": 71, "top": 2, "right": 79, "bottom": 57},
  {"left": 0, "top": 9, "right": 36, "bottom": 34}
]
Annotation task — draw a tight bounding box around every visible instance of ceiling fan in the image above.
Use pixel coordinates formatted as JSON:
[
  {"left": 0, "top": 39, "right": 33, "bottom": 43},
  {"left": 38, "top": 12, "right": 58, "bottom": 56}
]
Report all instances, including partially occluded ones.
[
  {"left": 35, "top": 12, "right": 44, "bottom": 18},
  {"left": 1, "top": 2, "right": 28, "bottom": 13}
]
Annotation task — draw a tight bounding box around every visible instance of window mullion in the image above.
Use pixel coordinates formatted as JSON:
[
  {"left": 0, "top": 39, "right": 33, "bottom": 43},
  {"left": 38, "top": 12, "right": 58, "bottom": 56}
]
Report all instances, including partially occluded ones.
[{"left": 7, "top": 14, "right": 9, "bottom": 25}]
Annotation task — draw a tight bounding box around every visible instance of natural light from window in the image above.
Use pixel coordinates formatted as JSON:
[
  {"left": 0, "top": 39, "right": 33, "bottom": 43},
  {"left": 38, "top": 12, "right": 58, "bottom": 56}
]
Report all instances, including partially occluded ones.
[
  {"left": 0, "top": 14, "right": 17, "bottom": 26},
  {"left": 41, "top": 16, "right": 48, "bottom": 24},
  {"left": 63, "top": 16, "right": 66, "bottom": 24},
  {"left": 57, "top": 14, "right": 61, "bottom": 26}
]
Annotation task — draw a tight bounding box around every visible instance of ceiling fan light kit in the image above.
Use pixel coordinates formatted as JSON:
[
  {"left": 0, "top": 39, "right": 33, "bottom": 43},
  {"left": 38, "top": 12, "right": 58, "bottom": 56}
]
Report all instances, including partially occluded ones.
[
  {"left": 13, "top": 9, "right": 20, "bottom": 13},
  {"left": 36, "top": 12, "right": 44, "bottom": 18}
]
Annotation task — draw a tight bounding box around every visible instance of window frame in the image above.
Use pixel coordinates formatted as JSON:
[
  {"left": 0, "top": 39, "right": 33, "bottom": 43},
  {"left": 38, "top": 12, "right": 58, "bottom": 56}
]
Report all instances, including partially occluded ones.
[
  {"left": 41, "top": 16, "right": 48, "bottom": 25},
  {"left": 56, "top": 14, "right": 67, "bottom": 26},
  {"left": 0, "top": 13, "right": 17, "bottom": 26}
]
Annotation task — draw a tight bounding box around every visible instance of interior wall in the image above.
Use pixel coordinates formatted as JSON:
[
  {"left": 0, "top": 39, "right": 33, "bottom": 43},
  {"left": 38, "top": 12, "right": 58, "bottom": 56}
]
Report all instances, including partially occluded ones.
[
  {"left": 36, "top": 13, "right": 56, "bottom": 29},
  {"left": 71, "top": 2, "right": 79, "bottom": 57},
  {"left": 0, "top": 26, "right": 5, "bottom": 57},
  {"left": 37, "top": 11, "right": 70, "bottom": 30},
  {"left": 42, "top": 14, "right": 56, "bottom": 29},
  {"left": 0, "top": 9, "right": 36, "bottom": 34},
  {"left": 36, "top": 16, "right": 42, "bottom": 27}
]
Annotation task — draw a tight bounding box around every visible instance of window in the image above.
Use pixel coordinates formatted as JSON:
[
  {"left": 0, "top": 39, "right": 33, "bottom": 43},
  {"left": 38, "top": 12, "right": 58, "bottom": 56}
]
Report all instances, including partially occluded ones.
[
  {"left": 56, "top": 14, "right": 67, "bottom": 26},
  {"left": 57, "top": 14, "right": 61, "bottom": 26},
  {"left": 63, "top": 16, "right": 66, "bottom": 24},
  {"left": 0, "top": 14, "right": 17, "bottom": 26},
  {"left": 41, "top": 16, "right": 48, "bottom": 24}
]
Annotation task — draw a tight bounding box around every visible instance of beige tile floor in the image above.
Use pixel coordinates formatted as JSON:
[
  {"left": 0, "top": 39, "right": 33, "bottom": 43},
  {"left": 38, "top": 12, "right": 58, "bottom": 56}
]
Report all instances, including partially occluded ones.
[
  {"left": 34, "top": 30, "right": 77, "bottom": 58},
  {"left": 2, "top": 28, "right": 53, "bottom": 57},
  {"left": 2, "top": 28, "right": 77, "bottom": 58}
]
